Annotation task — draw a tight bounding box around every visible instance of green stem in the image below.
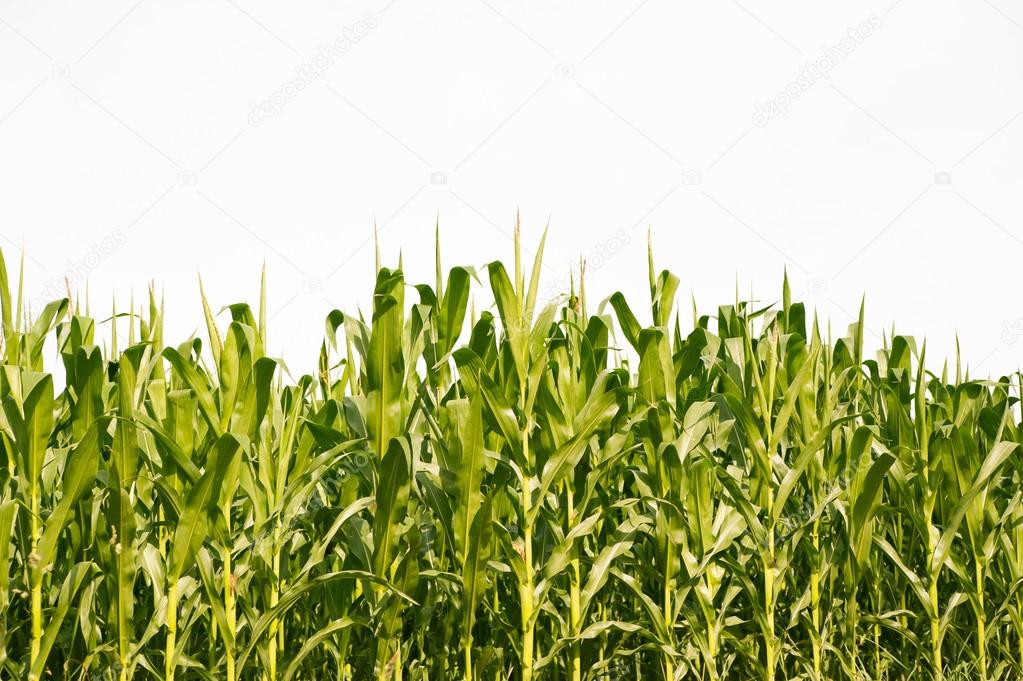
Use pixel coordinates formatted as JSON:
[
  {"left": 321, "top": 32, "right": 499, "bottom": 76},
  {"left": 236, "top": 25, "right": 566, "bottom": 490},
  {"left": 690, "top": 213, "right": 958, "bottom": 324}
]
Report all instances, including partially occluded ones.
[
  {"left": 29, "top": 487, "right": 41, "bottom": 679},
  {"left": 663, "top": 540, "right": 674, "bottom": 681},
  {"left": 975, "top": 558, "right": 987, "bottom": 681},
  {"left": 568, "top": 493, "right": 581, "bottom": 681},
  {"left": 269, "top": 544, "right": 280, "bottom": 681},
  {"left": 873, "top": 611, "right": 881, "bottom": 680},
  {"left": 928, "top": 575, "right": 941, "bottom": 679},
  {"left": 166, "top": 581, "right": 179, "bottom": 681},
  {"left": 520, "top": 494, "right": 535, "bottom": 681},
  {"left": 848, "top": 585, "right": 858, "bottom": 681},
  {"left": 493, "top": 589, "right": 501, "bottom": 681},
  {"left": 520, "top": 397, "right": 535, "bottom": 681},
  {"left": 209, "top": 613, "right": 217, "bottom": 675},
  {"left": 223, "top": 545, "right": 236, "bottom": 681},
  {"left": 1018, "top": 623, "right": 1023, "bottom": 676},
  {"left": 929, "top": 614, "right": 941, "bottom": 676},
  {"left": 764, "top": 548, "right": 776, "bottom": 681},
  {"left": 811, "top": 519, "right": 821, "bottom": 679},
  {"left": 926, "top": 510, "right": 941, "bottom": 680},
  {"left": 705, "top": 572, "right": 720, "bottom": 681},
  {"left": 765, "top": 496, "right": 776, "bottom": 681}
]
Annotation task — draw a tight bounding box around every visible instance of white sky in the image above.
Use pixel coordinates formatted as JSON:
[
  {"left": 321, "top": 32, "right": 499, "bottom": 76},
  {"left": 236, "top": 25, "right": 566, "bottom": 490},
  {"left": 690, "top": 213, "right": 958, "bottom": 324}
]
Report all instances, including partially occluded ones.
[{"left": 1, "top": 0, "right": 1022, "bottom": 377}]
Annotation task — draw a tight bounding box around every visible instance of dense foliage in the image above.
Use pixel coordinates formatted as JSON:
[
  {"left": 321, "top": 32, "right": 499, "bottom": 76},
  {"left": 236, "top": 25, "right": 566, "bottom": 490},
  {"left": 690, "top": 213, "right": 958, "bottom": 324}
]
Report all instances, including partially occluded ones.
[{"left": 0, "top": 231, "right": 1021, "bottom": 681}]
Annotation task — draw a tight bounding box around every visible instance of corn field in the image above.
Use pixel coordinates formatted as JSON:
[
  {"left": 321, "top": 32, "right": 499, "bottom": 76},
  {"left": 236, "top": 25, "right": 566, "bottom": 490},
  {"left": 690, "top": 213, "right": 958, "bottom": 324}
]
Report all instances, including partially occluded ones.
[{"left": 1, "top": 228, "right": 1022, "bottom": 681}]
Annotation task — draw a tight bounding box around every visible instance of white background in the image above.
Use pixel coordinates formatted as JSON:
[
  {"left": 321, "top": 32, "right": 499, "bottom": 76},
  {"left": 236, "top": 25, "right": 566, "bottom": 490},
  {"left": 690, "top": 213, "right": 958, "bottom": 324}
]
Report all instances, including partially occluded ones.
[{"left": 2, "top": 0, "right": 1022, "bottom": 376}]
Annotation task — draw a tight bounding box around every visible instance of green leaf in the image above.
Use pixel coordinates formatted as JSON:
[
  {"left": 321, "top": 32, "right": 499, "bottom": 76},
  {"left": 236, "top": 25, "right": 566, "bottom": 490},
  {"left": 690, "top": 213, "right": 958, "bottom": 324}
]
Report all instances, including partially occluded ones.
[
  {"left": 373, "top": 438, "right": 411, "bottom": 579},
  {"left": 167, "top": 433, "right": 243, "bottom": 584},
  {"left": 35, "top": 417, "right": 109, "bottom": 579}
]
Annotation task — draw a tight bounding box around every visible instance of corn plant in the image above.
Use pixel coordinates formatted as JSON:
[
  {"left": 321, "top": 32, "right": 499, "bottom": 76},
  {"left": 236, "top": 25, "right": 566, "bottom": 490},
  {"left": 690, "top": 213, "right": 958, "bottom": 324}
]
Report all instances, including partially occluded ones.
[{"left": 0, "top": 229, "right": 1020, "bottom": 681}]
